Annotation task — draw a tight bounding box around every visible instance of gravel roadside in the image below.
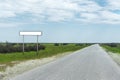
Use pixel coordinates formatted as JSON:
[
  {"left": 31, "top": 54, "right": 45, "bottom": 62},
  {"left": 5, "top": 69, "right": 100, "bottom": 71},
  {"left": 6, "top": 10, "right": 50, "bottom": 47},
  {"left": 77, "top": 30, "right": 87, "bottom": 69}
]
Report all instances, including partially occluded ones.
[
  {"left": 108, "top": 52, "right": 120, "bottom": 66},
  {"left": 0, "top": 52, "right": 72, "bottom": 80}
]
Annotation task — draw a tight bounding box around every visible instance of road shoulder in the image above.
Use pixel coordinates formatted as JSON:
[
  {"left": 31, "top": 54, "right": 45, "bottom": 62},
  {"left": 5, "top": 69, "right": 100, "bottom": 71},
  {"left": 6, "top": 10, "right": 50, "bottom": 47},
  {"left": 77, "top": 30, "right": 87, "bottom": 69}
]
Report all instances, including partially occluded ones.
[
  {"left": 108, "top": 52, "right": 120, "bottom": 66},
  {"left": 1, "top": 51, "right": 73, "bottom": 80}
]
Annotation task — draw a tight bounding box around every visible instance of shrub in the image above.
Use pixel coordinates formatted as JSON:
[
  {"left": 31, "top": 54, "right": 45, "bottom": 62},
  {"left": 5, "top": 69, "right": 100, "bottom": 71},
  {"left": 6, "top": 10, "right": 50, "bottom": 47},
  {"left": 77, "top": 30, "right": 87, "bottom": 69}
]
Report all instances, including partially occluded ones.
[
  {"left": 0, "top": 43, "right": 45, "bottom": 54},
  {"left": 107, "top": 43, "right": 117, "bottom": 47},
  {"left": 62, "top": 43, "right": 68, "bottom": 45},
  {"left": 54, "top": 43, "right": 59, "bottom": 46}
]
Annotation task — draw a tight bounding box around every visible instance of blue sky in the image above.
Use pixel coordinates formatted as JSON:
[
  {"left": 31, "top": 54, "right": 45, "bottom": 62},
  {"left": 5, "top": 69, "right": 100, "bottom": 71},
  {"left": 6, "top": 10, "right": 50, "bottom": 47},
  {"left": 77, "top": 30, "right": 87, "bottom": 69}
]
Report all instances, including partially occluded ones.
[{"left": 0, "top": 0, "right": 120, "bottom": 43}]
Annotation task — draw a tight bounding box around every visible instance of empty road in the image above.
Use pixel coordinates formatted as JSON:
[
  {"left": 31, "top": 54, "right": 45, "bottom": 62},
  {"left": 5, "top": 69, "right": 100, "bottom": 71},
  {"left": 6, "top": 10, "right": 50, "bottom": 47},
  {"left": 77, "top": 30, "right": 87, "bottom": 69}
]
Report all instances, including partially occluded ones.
[{"left": 11, "top": 44, "right": 120, "bottom": 80}]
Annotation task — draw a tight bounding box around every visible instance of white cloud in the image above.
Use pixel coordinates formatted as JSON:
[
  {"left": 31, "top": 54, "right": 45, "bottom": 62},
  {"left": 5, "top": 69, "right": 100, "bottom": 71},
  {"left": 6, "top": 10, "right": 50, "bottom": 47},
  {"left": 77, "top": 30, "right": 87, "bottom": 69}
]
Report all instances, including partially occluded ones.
[
  {"left": 78, "top": 1, "right": 102, "bottom": 12},
  {"left": 0, "top": 23, "right": 19, "bottom": 28},
  {"left": 0, "top": 0, "right": 120, "bottom": 24},
  {"left": 100, "top": 10, "right": 120, "bottom": 20},
  {"left": 0, "top": 22, "right": 38, "bottom": 28},
  {"left": 47, "top": 9, "right": 74, "bottom": 22},
  {"left": 81, "top": 13, "right": 98, "bottom": 20},
  {"left": 0, "top": 11, "right": 15, "bottom": 18},
  {"left": 107, "top": 0, "right": 120, "bottom": 10}
]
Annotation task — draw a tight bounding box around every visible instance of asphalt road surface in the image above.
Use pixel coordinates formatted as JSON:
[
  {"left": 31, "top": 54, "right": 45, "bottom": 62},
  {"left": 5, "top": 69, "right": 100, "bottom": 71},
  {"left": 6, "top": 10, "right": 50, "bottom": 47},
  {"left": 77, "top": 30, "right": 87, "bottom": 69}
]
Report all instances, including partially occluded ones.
[{"left": 10, "top": 44, "right": 120, "bottom": 80}]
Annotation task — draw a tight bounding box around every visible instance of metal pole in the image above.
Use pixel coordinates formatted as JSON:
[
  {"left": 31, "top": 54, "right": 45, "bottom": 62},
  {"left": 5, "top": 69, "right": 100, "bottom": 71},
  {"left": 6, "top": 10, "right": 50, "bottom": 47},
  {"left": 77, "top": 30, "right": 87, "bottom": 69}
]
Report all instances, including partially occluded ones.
[
  {"left": 23, "top": 35, "right": 24, "bottom": 55},
  {"left": 37, "top": 35, "right": 39, "bottom": 55}
]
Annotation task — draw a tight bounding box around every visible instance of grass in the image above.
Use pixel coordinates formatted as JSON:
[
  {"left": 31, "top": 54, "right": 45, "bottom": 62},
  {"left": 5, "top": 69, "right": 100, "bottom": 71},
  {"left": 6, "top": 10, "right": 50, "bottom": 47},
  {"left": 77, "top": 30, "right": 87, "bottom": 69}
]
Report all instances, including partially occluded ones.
[
  {"left": 0, "top": 43, "right": 89, "bottom": 71},
  {"left": 101, "top": 44, "right": 120, "bottom": 54},
  {"left": 101, "top": 44, "right": 120, "bottom": 67},
  {"left": 0, "top": 43, "right": 89, "bottom": 64}
]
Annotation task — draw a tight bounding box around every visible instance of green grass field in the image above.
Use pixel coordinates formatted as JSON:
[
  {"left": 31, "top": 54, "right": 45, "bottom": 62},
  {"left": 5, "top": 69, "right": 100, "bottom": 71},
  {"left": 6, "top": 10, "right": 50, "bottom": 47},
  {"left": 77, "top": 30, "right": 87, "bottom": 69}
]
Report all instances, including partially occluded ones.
[
  {"left": 0, "top": 43, "right": 89, "bottom": 64},
  {"left": 101, "top": 44, "right": 120, "bottom": 54}
]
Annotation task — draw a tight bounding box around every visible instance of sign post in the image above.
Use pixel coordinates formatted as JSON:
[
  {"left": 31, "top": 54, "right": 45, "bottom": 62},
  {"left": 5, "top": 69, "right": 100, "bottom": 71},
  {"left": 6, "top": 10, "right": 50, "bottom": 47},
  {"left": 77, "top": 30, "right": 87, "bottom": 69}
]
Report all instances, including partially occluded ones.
[
  {"left": 37, "top": 35, "right": 39, "bottom": 55},
  {"left": 23, "top": 35, "right": 24, "bottom": 55},
  {"left": 20, "top": 31, "right": 42, "bottom": 55}
]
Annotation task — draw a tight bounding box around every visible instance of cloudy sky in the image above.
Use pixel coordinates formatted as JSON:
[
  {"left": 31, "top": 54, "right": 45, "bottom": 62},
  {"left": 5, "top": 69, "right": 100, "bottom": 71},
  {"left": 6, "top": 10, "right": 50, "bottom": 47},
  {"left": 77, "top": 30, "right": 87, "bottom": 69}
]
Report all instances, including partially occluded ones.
[{"left": 0, "top": 0, "right": 120, "bottom": 43}]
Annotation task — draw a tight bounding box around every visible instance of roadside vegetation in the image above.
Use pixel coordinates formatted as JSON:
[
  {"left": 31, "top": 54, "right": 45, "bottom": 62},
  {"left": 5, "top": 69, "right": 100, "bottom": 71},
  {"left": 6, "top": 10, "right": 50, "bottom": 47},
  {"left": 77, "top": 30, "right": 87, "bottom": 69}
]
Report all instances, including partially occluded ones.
[
  {"left": 101, "top": 43, "right": 120, "bottom": 67},
  {"left": 0, "top": 43, "right": 91, "bottom": 64},
  {"left": 0, "top": 43, "right": 45, "bottom": 53},
  {"left": 100, "top": 43, "right": 120, "bottom": 54},
  {"left": 0, "top": 43, "right": 91, "bottom": 71}
]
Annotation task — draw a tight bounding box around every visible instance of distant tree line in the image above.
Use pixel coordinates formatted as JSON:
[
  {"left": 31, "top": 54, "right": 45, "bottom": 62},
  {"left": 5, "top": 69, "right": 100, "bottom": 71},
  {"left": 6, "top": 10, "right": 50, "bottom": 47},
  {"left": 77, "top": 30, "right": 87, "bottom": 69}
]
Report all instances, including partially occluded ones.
[
  {"left": 0, "top": 43, "right": 45, "bottom": 54},
  {"left": 106, "top": 43, "right": 118, "bottom": 47},
  {"left": 54, "top": 43, "right": 68, "bottom": 46},
  {"left": 54, "top": 43, "right": 92, "bottom": 46},
  {"left": 100, "top": 43, "right": 120, "bottom": 47}
]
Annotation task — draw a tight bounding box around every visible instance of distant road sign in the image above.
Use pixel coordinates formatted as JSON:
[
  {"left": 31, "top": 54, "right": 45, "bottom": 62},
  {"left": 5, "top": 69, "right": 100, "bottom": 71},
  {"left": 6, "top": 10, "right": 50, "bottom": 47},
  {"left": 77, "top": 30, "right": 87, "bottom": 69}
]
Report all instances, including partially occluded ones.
[
  {"left": 20, "top": 31, "right": 42, "bottom": 55},
  {"left": 20, "top": 32, "right": 42, "bottom": 36}
]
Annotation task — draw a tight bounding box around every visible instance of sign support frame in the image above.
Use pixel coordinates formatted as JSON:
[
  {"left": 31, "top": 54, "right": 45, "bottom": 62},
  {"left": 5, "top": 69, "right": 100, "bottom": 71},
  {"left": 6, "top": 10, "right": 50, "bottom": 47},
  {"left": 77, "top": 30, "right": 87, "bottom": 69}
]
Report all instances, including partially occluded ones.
[
  {"left": 20, "top": 32, "right": 42, "bottom": 55},
  {"left": 23, "top": 35, "right": 24, "bottom": 55}
]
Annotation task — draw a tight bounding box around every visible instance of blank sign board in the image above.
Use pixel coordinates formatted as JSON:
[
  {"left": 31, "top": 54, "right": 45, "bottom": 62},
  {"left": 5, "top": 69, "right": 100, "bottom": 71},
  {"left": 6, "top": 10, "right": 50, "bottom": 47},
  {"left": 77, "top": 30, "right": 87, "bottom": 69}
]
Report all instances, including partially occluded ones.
[{"left": 20, "top": 32, "right": 42, "bottom": 36}]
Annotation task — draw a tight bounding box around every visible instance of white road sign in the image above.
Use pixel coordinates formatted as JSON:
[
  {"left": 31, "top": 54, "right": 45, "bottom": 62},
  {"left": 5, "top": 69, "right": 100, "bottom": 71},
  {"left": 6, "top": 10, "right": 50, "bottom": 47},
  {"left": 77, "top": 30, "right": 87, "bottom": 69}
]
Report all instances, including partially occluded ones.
[{"left": 20, "top": 32, "right": 42, "bottom": 36}]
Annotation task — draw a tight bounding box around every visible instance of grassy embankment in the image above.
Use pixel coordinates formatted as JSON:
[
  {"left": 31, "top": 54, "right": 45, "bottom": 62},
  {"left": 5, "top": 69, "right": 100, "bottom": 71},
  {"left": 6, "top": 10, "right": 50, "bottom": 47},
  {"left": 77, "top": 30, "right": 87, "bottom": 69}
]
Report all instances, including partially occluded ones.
[
  {"left": 0, "top": 43, "right": 90, "bottom": 71},
  {"left": 0, "top": 43, "right": 89, "bottom": 64},
  {"left": 101, "top": 44, "right": 120, "bottom": 54},
  {"left": 101, "top": 44, "right": 120, "bottom": 66}
]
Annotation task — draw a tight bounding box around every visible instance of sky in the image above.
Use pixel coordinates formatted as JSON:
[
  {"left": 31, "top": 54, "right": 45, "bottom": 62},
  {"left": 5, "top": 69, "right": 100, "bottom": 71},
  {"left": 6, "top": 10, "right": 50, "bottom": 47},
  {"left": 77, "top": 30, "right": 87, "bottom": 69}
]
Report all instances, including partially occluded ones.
[{"left": 0, "top": 0, "right": 120, "bottom": 43}]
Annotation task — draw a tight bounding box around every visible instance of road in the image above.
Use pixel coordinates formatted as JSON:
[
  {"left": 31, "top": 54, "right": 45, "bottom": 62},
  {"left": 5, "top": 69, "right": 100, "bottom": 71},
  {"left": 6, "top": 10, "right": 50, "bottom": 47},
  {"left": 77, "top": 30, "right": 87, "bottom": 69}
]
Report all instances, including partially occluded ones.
[{"left": 10, "top": 44, "right": 120, "bottom": 80}]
